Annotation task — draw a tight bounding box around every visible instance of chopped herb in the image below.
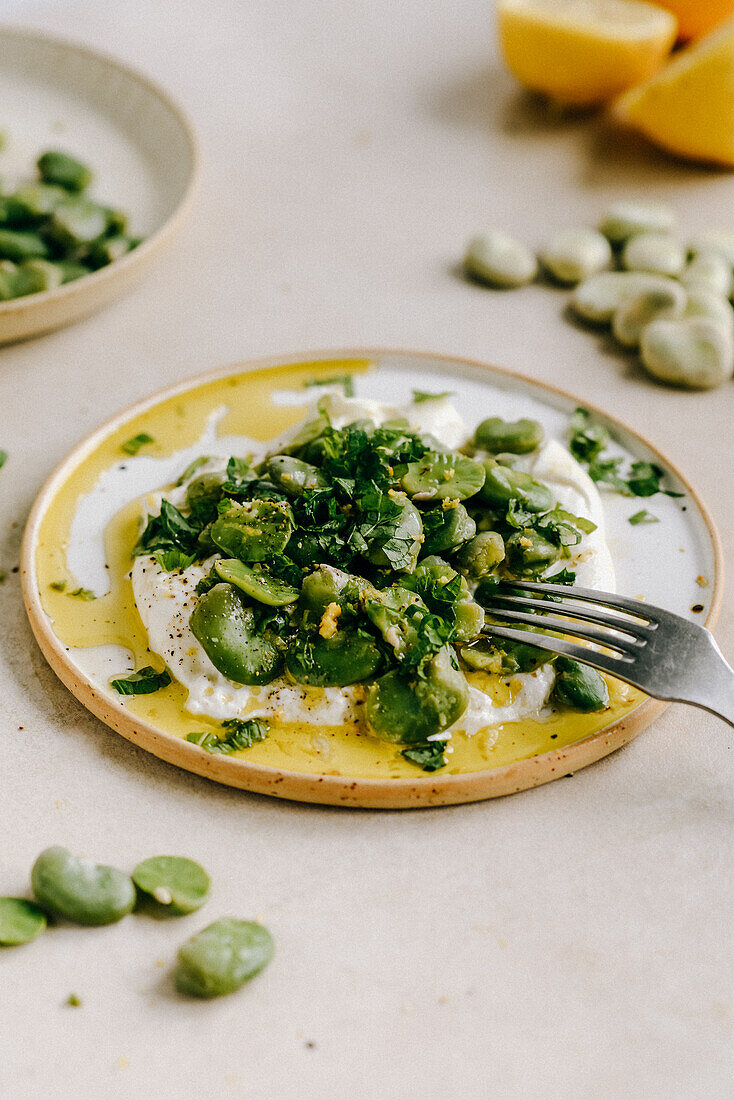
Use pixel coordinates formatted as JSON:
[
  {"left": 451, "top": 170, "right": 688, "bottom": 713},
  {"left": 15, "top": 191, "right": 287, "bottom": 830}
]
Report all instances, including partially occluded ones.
[
  {"left": 66, "top": 993, "right": 82, "bottom": 1007},
  {"left": 305, "top": 374, "right": 355, "bottom": 397},
  {"left": 412, "top": 390, "right": 453, "bottom": 403},
  {"left": 0, "top": 449, "right": 6, "bottom": 469},
  {"left": 110, "top": 666, "right": 171, "bottom": 695},
  {"left": 628, "top": 509, "right": 659, "bottom": 526},
  {"left": 401, "top": 741, "right": 448, "bottom": 771},
  {"left": 68, "top": 587, "right": 96, "bottom": 600},
  {"left": 568, "top": 408, "right": 608, "bottom": 463},
  {"left": 571, "top": 410, "right": 683, "bottom": 499},
  {"left": 133, "top": 499, "right": 201, "bottom": 558},
  {"left": 186, "top": 718, "right": 270, "bottom": 754},
  {"left": 49, "top": 580, "right": 66, "bottom": 592},
  {"left": 121, "top": 432, "right": 154, "bottom": 456},
  {"left": 547, "top": 567, "right": 576, "bottom": 585},
  {"left": 175, "top": 455, "right": 210, "bottom": 485},
  {"left": 153, "top": 548, "right": 197, "bottom": 572}
]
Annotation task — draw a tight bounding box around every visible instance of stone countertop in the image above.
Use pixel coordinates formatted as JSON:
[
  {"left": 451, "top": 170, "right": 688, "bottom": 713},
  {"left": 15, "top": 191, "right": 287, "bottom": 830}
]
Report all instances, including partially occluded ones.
[{"left": 1, "top": 2, "right": 732, "bottom": 1096}]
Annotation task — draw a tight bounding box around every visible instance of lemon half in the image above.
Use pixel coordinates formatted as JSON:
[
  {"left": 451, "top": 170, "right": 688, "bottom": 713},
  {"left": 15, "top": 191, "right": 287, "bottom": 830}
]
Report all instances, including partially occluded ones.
[
  {"left": 497, "top": 0, "right": 678, "bottom": 106},
  {"left": 615, "top": 19, "right": 734, "bottom": 166}
]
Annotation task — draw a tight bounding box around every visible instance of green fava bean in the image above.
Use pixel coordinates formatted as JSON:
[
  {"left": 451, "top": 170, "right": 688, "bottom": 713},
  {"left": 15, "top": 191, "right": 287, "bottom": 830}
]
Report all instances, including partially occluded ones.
[
  {"left": 12, "top": 259, "right": 63, "bottom": 297},
  {"left": 570, "top": 271, "right": 677, "bottom": 325},
  {"left": 186, "top": 470, "right": 228, "bottom": 524},
  {"left": 622, "top": 233, "right": 685, "bottom": 279},
  {"left": 175, "top": 918, "right": 274, "bottom": 998},
  {"left": 132, "top": 856, "right": 210, "bottom": 915},
  {"left": 553, "top": 657, "right": 609, "bottom": 712},
  {"left": 0, "top": 228, "right": 50, "bottom": 262},
  {"left": 5, "top": 183, "right": 68, "bottom": 222},
  {"left": 285, "top": 628, "right": 382, "bottom": 687},
  {"left": 266, "top": 455, "right": 328, "bottom": 495},
  {"left": 611, "top": 283, "right": 686, "bottom": 349},
  {"left": 463, "top": 230, "right": 538, "bottom": 288},
  {"left": 47, "top": 199, "right": 109, "bottom": 250},
  {"left": 190, "top": 583, "right": 282, "bottom": 685},
  {"left": 539, "top": 228, "right": 611, "bottom": 286},
  {"left": 214, "top": 558, "right": 299, "bottom": 606},
  {"left": 211, "top": 500, "right": 294, "bottom": 561},
  {"left": 401, "top": 451, "right": 485, "bottom": 502},
  {"left": 683, "top": 287, "right": 734, "bottom": 332},
  {"left": 365, "top": 647, "right": 469, "bottom": 744},
  {"left": 421, "top": 503, "right": 476, "bottom": 556},
  {"left": 453, "top": 591, "right": 485, "bottom": 642},
  {"left": 364, "top": 493, "right": 423, "bottom": 573},
  {"left": 680, "top": 251, "right": 732, "bottom": 298},
  {"left": 87, "top": 234, "right": 135, "bottom": 269},
  {"left": 31, "top": 846, "right": 136, "bottom": 926},
  {"left": 505, "top": 529, "right": 561, "bottom": 575},
  {"left": 598, "top": 201, "right": 675, "bottom": 246},
  {"left": 58, "top": 260, "right": 90, "bottom": 283},
  {"left": 474, "top": 416, "right": 543, "bottom": 454},
  {"left": 479, "top": 464, "right": 555, "bottom": 513},
  {"left": 640, "top": 317, "right": 734, "bottom": 390},
  {"left": 300, "top": 565, "right": 368, "bottom": 615},
  {"left": 460, "top": 633, "right": 550, "bottom": 675},
  {"left": 37, "top": 150, "right": 93, "bottom": 192},
  {"left": 456, "top": 531, "right": 505, "bottom": 579},
  {"left": 0, "top": 898, "right": 47, "bottom": 945},
  {"left": 364, "top": 586, "right": 429, "bottom": 659}
]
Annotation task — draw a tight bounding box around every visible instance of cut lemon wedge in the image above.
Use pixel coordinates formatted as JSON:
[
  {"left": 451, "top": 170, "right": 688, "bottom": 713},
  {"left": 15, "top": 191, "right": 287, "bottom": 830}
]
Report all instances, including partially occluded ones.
[
  {"left": 615, "top": 19, "right": 734, "bottom": 166},
  {"left": 497, "top": 0, "right": 678, "bottom": 106},
  {"left": 654, "top": 1, "right": 734, "bottom": 42}
]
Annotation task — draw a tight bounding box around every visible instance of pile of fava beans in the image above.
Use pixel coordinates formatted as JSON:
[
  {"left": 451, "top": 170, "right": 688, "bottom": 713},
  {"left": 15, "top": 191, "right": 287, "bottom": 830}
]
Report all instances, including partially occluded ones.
[
  {"left": 464, "top": 202, "right": 734, "bottom": 391},
  {"left": 0, "top": 149, "right": 141, "bottom": 300}
]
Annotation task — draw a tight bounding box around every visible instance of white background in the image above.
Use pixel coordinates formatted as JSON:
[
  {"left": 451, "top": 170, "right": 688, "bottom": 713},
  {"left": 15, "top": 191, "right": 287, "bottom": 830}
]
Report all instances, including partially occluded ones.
[{"left": 1, "top": 2, "right": 733, "bottom": 1097}]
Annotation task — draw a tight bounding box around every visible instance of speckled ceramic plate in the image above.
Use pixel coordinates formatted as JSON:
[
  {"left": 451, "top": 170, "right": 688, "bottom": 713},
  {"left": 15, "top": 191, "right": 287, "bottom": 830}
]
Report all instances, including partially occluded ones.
[
  {"left": 21, "top": 350, "right": 723, "bottom": 807},
  {"left": 0, "top": 26, "right": 198, "bottom": 343}
]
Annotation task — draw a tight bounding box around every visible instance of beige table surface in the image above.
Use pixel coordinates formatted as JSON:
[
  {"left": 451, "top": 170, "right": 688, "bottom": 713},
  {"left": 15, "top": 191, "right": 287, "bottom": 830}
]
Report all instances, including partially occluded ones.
[{"left": 1, "top": 1, "right": 733, "bottom": 1097}]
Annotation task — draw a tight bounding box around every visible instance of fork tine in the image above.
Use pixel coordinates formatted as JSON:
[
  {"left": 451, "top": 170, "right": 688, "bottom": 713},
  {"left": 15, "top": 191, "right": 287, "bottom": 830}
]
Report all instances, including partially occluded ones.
[
  {"left": 489, "top": 592, "right": 653, "bottom": 641},
  {"left": 498, "top": 579, "right": 657, "bottom": 621},
  {"left": 484, "top": 624, "right": 640, "bottom": 682},
  {"left": 485, "top": 607, "right": 642, "bottom": 655}
]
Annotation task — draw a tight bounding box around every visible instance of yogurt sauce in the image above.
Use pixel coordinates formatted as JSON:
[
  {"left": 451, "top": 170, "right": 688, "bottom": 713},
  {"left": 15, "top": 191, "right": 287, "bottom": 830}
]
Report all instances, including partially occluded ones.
[{"left": 130, "top": 394, "right": 615, "bottom": 737}]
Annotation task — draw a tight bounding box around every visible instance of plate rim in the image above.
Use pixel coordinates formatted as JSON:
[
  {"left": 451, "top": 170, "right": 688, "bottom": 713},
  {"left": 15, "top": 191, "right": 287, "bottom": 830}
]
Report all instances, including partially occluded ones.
[
  {"left": 20, "top": 348, "right": 724, "bottom": 808},
  {"left": 0, "top": 24, "right": 200, "bottom": 335}
]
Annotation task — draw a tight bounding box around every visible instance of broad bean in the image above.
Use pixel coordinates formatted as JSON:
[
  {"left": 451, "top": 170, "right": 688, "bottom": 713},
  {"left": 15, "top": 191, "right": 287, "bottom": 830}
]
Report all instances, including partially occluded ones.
[
  {"left": 640, "top": 317, "right": 734, "bottom": 390},
  {"left": 464, "top": 230, "right": 538, "bottom": 288}
]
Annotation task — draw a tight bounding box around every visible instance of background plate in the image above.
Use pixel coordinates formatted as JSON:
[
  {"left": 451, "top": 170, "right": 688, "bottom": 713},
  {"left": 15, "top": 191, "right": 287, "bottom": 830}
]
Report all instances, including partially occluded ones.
[
  {"left": 21, "top": 350, "right": 723, "bottom": 807},
  {"left": 0, "top": 26, "right": 198, "bottom": 343}
]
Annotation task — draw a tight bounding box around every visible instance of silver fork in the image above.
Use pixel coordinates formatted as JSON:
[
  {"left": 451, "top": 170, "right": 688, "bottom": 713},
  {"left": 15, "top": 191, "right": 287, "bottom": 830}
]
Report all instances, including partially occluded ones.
[{"left": 483, "top": 579, "right": 734, "bottom": 727}]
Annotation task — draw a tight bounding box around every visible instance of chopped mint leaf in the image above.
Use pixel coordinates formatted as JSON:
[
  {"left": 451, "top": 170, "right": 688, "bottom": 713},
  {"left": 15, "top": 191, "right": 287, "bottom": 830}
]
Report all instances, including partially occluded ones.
[
  {"left": 68, "top": 587, "right": 96, "bottom": 600},
  {"left": 401, "top": 741, "right": 447, "bottom": 771},
  {"left": 629, "top": 509, "right": 659, "bottom": 526},
  {"left": 0, "top": 449, "right": 7, "bottom": 469},
  {"left": 110, "top": 666, "right": 171, "bottom": 695},
  {"left": 304, "top": 374, "right": 355, "bottom": 397},
  {"left": 133, "top": 499, "right": 201, "bottom": 559},
  {"left": 121, "top": 432, "right": 154, "bottom": 456},
  {"left": 66, "top": 993, "right": 81, "bottom": 1007},
  {"left": 412, "top": 390, "right": 453, "bottom": 403},
  {"left": 571, "top": 410, "right": 683, "bottom": 500},
  {"left": 569, "top": 408, "right": 608, "bottom": 463},
  {"left": 153, "top": 548, "right": 197, "bottom": 572},
  {"left": 186, "top": 718, "right": 269, "bottom": 754},
  {"left": 49, "top": 580, "right": 66, "bottom": 592}
]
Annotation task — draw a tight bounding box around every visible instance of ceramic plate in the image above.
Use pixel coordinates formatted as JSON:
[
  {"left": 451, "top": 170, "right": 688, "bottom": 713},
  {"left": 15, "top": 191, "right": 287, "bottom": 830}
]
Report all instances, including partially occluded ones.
[
  {"left": 21, "top": 350, "right": 723, "bottom": 808},
  {"left": 0, "top": 27, "right": 198, "bottom": 343}
]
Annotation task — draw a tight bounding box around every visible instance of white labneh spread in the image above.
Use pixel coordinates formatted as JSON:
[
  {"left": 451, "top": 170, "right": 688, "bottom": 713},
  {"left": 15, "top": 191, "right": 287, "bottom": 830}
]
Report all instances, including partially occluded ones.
[{"left": 131, "top": 395, "right": 615, "bottom": 736}]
